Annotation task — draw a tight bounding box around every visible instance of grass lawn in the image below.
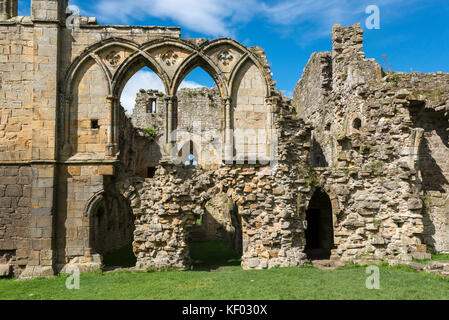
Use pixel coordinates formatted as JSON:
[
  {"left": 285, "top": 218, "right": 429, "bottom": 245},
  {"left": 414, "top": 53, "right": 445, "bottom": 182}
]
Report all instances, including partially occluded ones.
[{"left": 1, "top": 242, "right": 449, "bottom": 300}]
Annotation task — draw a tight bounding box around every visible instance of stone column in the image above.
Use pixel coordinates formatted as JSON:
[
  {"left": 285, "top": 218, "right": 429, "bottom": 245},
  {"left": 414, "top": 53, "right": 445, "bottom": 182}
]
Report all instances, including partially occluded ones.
[
  {"left": 265, "top": 96, "right": 278, "bottom": 163},
  {"left": 224, "top": 97, "right": 233, "bottom": 163},
  {"left": 0, "top": 0, "right": 9, "bottom": 20},
  {"left": 106, "top": 95, "right": 117, "bottom": 156},
  {"left": 61, "top": 96, "right": 72, "bottom": 156},
  {"left": 0, "top": 0, "right": 16, "bottom": 20},
  {"left": 165, "top": 96, "right": 176, "bottom": 143},
  {"left": 114, "top": 96, "right": 120, "bottom": 147},
  {"left": 162, "top": 96, "right": 177, "bottom": 163}
]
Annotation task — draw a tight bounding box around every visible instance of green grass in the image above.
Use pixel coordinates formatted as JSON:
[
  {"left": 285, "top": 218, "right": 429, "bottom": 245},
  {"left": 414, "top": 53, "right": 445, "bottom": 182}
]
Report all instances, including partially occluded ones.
[
  {"left": 1, "top": 242, "right": 449, "bottom": 300},
  {"left": 1, "top": 264, "right": 449, "bottom": 300},
  {"left": 413, "top": 254, "right": 449, "bottom": 264},
  {"left": 189, "top": 241, "right": 241, "bottom": 269}
]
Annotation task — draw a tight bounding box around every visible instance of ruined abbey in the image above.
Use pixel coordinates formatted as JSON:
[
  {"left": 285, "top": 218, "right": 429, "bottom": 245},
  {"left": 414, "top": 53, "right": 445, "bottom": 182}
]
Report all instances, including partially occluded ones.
[{"left": 0, "top": 0, "right": 448, "bottom": 279}]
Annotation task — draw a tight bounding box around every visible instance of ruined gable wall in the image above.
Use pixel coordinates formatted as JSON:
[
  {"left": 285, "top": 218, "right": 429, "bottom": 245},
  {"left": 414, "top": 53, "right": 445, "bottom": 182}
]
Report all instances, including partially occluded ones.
[
  {"left": 292, "top": 24, "right": 447, "bottom": 262},
  {"left": 131, "top": 90, "right": 166, "bottom": 134}
]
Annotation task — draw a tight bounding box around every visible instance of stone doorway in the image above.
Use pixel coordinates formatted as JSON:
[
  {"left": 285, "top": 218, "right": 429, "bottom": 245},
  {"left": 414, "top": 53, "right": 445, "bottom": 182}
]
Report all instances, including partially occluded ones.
[
  {"left": 305, "top": 189, "right": 334, "bottom": 259},
  {"left": 188, "top": 193, "right": 242, "bottom": 269},
  {"left": 89, "top": 192, "right": 136, "bottom": 269}
]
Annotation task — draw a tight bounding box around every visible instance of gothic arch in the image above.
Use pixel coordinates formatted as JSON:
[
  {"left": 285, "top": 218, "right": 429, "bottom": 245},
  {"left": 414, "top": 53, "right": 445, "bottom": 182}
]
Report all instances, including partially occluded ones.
[
  {"left": 111, "top": 51, "right": 170, "bottom": 98},
  {"left": 171, "top": 52, "right": 227, "bottom": 97},
  {"left": 228, "top": 55, "right": 272, "bottom": 99},
  {"left": 63, "top": 37, "right": 143, "bottom": 97},
  {"left": 203, "top": 38, "right": 273, "bottom": 98}
]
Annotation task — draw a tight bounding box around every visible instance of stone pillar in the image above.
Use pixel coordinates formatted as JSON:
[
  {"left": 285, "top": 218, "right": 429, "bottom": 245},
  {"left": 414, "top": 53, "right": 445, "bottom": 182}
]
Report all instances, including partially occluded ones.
[
  {"left": 162, "top": 96, "right": 177, "bottom": 163},
  {"left": 265, "top": 96, "right": 278, "bottom": 162},
  {"left": 224, "top": 97, "right": 233, "bottom": 163},
  {"left": 8, "top": 0, "right": 16, "bottom": 18},
  {"left": 61, "top": 96, "right": 72, "bottom": 157},
  {"left": 165, "top": 96, "right": 176, "bottom": 143},
  {"left": 0, "top": 1, "right": 8, "bottom": 20},
  {"left": 106, "top": 96, "right": 118, "bottom": 157},
  {"left": 19, "top": 13, "right": 61, "bottom": 278},
  {"left": 0, "top": 0, "right": 17, "bottom": 20}
]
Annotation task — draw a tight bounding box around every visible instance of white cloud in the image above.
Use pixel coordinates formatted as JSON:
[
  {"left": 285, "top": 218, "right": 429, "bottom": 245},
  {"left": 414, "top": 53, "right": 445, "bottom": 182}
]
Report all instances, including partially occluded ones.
[
  {"left": 90, "top": 0, "right": 257, "bottom": 37},
  {"left": 120, "top": 69, "right": 203, "bottom": 114},
  {"left": 84, "top": 0, "right": 418, "bottom": 40},
  {"left": 179, "top": 81, "right": 204, "bottom": 90},
  {"left": 261, "top": 0, "right": 418, "bottom": 42}
]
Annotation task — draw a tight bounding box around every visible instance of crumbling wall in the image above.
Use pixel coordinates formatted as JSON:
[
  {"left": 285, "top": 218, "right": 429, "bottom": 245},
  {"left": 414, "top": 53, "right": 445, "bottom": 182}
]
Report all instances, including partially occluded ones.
[
  {"left": 117, "top": 96, "right": 314, "bottom": 270},
  {"left": 121, "top": 104, "right": 160, "bottom": 177},
  {"left": 292, "top": 23, "right": 448, "bottom": 262},
  {"left": 402, "top": 73, "right": 449, "bottom": 252},
  {"left": 293, "top": 52, "right": 332, "bottom": 166}
]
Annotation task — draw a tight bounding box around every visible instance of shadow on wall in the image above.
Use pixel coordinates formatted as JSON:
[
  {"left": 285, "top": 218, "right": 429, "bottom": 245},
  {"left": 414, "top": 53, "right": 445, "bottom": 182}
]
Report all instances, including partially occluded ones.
[
  {"left": 311, "top": 136, "right": 328, "bottom": 167},
  {"left": 410, "top": 106, "right": 449, "bottom": 192},
  {"left": 409, "top": 106, "right": 449, "bottom": 252}
]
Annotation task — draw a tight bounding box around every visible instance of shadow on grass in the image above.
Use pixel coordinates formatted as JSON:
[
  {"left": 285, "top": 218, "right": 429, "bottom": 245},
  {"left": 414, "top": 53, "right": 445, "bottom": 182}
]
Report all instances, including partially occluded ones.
[
  {"left": 102, "top": 243, "right": 137, "bottom": 270},
  {"left": 189, "top": 241, "right": 242, "bottom": 272}
]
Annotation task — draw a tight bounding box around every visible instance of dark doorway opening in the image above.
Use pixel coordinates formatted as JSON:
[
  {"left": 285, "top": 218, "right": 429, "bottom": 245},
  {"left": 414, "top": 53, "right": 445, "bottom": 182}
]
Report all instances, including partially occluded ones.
[
  {"left": 147, "top": 167, "right": 156, "bottom": 178},
  {"left": 90, "top": 192, "right": 136, "bottom": 269},
  {"left": 305, "top": 189, "right": 334, "bottom": 259},
  {"left": 187, "top": 194, "right": 242, "bottom": 270}
]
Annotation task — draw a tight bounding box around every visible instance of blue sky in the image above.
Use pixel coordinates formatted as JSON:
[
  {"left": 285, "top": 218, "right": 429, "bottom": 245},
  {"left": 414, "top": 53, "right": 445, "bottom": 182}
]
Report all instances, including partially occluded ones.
[{"left": 19, "top": 0, "right": 449, "bottom": 112}]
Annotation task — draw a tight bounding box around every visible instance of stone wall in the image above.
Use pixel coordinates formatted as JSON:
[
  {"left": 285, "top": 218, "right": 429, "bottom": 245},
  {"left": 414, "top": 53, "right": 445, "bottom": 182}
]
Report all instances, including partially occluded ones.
[
  {"left": 293, "top": 51, "right": 332, "bottom": 166},
  {"left": 293, "top": 23, "right": 449, "bottom": 261},
  {"left": 0, "top": 23, "right": 34, "bottom": 162},
  {"left": 131, "top": 87, "right": 223, "bottom": 167},
  {"left": 232, "top": 59, "right": 270, "bottom": 162},
  {"left": 189, "top": 192, "right": 241, "bottom": 253},
  {"left": 0, "top": 165, "right": 30, "bottom": 275},
  {"left": 68, "top": 59, "right": 110, "bottom": 159},
  {"left": 131, "top": 89, "right": 166, "bottom": 135}
]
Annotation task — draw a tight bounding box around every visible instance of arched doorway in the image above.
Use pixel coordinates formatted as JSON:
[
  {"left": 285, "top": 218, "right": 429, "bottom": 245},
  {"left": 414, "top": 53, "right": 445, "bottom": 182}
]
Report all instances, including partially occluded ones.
[
  {"left": 305, "top": 189, "right": 334, "bottom": 259},
  {"left": 88, "top": 192, "right": 136, "bottom": 268}
]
